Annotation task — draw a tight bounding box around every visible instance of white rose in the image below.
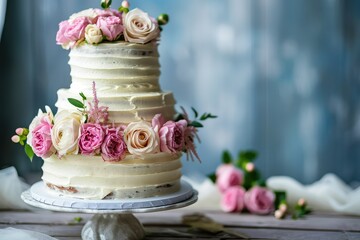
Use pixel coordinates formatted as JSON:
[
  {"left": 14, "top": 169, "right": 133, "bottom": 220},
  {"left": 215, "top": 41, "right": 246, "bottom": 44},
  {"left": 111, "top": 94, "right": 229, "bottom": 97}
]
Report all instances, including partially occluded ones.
[
  {"left": 51, "top": 110, "right": 83, "bottom": 156},
  {"left": 69, "top": 8, "right": 98, "bottom": 23},
  {"left": 85, "top": 24, "right": 103, "bottom": 44},
  {"left": 124, "top": 121, "right": 160, "bottom": 155},
  {"left": 123, "top": 8, "right": 160, "bottom": 44},
  {"left": 27, "top": 106, "right": 54, "bottom": 148}
]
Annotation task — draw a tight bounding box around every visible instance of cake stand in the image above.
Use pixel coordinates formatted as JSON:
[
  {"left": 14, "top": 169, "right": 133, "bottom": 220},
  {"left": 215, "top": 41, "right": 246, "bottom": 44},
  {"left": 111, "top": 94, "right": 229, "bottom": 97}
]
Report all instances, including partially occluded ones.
[{"left": 21, "top": 180, "right": 198, "bottom": 240}]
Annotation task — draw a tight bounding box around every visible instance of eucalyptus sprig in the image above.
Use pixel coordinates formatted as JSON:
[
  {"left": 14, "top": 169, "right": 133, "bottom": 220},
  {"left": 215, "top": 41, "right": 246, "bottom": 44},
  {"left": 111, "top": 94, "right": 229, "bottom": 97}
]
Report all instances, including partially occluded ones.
[{"left": 68, "top": 92, "right": 88, "bottom": 121}]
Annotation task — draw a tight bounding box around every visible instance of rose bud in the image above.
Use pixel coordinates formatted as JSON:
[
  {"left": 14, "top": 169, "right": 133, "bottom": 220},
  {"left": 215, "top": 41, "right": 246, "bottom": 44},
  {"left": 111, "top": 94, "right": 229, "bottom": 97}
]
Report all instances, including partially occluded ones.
[
  {"left": 15, "top": 128, "right": 24, "bottom": 136},
  {"left": 11, "top": 135, "right": 20, "bottom": 143}
]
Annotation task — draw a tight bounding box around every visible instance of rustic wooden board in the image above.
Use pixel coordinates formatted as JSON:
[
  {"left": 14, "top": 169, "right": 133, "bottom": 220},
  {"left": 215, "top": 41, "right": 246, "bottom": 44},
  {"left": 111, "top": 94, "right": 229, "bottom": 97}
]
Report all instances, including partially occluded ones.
[{"left": 1, "top": 210, "right": 359, "bottom": 240}]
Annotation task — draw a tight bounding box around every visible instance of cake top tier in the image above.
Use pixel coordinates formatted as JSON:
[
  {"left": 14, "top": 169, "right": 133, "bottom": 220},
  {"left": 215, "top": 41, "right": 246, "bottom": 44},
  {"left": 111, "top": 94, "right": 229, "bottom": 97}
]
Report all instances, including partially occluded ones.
[{"left": 56, "top": 3, "right": 169, "bottom": 50}]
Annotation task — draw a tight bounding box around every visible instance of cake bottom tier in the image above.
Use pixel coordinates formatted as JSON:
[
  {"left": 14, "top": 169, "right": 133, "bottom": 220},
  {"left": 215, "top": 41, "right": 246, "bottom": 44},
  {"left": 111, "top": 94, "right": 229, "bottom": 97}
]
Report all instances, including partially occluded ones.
[{"left": 42, "top": 152, "right": 182, "bottom": 200}]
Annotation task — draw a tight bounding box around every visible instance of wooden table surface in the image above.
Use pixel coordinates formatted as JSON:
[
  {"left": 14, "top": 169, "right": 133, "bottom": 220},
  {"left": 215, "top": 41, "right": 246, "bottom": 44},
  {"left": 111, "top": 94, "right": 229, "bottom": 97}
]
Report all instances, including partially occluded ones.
[{"left": 1, "top": 209, "right": 359, "bottom": 239}]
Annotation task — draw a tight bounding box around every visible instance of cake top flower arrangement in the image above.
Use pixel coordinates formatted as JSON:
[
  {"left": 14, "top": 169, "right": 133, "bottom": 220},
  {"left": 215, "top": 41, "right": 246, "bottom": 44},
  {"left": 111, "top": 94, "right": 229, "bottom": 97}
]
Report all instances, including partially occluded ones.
[{"left": 56, "top": 0, "right": 169, "bottom": 49}]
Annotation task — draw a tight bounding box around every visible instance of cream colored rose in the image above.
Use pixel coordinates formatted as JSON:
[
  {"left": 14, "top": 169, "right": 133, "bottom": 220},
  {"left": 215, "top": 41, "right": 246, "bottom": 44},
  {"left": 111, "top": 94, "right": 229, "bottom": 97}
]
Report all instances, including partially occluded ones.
[
  {"left": 123, "top": 8, "right": 160, "bottom": 44},
  {"left": 27, "top": 106, "right": 54, "bottom": 148},
  {"left": 85, "top": 24, "right": 103, "bottom": 44},
  {"left": 51, "top": 110, "right": 83, "bottom": 156},
  {"left": 69, "top": 8, "right": 98, "bottom": 23},
  {"left": 124, "top": 121, "right": 160, "bottom": 155}
]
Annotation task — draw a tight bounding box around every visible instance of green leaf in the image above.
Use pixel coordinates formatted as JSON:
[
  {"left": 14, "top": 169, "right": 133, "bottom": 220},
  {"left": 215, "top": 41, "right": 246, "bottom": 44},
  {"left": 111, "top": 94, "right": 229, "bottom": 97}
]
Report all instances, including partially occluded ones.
[
  {"left": 222, "top": 150, "right": 232, "bottom": 164},
  {"left": 101, "top": 0, "right": 112, "bottom": 9},
  {"left": 174, "top": 113, "right": 184, "bottom": 122},
  {"left": 242, "top": 169, "right": 261, "bottom": 190},
  {"left": 25, "top": 144, "right": 34, "bottom": 162},
  {"left": 239, "top": 150, "right": 258, "bottom": 161},
  {"left": 118, "top": 6, "right": 129, "bottom": 13},
  {"left": 191, "top": 107, "right": 198, "bottom": 118},
  {"left": 73, "top": 217, "right": 83, "bottom": 223},
  {"left": 79, "top": 92, "right": 87, "bottom": 101},
  {"left": 274, "top": 191, "right": 287, "bottom": 209},
  {"left": 207, "top": 173, "right": 216, "bottom": 183},
  {"left": 68, "top": 98, "right": 84, "bottom": 109},
  {"left": 200, "top": 113, "right": 217, "bottom": 121},
  {"left": 189, "top": 121, "right": 203, "bottom": 128}
]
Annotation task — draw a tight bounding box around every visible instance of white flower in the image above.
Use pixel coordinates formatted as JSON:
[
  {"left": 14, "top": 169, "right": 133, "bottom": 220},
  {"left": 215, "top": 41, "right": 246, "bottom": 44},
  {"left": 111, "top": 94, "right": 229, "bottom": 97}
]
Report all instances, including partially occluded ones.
[
  {"left": 51, "top": 110, "right": 83, "bottom": 156},
  {"left": 27, "top": 106, "right": 53, "bottom": 148},
  {"left": 123, "top": 8, "right": 160, "bottom": 44},
  {"left": 69, "top": 8, "right": 98, "bottom": 23},
  {"left": 85, "top": 24, "right": 103, "bottom": 44},
  {"left": 124, "top": 121, "right": 160, "bottom": 155}
]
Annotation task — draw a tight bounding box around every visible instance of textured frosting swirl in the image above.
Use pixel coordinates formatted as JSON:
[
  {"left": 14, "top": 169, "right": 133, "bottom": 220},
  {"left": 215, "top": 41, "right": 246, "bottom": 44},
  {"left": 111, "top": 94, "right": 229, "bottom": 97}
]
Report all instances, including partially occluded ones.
[{"left": 55, "top": 41, "right": 176, "bottom": 123}]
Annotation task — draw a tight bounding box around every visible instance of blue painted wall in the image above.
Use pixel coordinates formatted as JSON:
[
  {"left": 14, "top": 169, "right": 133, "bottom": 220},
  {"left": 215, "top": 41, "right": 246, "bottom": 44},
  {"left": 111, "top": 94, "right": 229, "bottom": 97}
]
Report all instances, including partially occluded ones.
[{"left": 0, "top": 0, "right": 359, "bottom": 184}]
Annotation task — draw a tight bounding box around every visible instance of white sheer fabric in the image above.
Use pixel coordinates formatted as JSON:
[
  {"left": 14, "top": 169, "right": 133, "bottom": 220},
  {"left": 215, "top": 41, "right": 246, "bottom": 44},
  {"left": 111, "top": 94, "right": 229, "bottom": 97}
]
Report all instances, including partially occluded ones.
[{"left": 0, "top": 167, "right": 30, "bottom": 210}]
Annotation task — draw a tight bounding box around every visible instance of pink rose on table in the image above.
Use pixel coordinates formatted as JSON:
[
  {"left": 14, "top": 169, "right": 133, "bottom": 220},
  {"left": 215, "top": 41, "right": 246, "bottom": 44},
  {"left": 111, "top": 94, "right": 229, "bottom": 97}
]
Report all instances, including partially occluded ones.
[
  {"left": 97, "top": 16, "right": 123, "bottom": 41},
  {"left": 31, "top": 119, "right": 56, "bottom": 158},
  {"left": 124, "top": 121, "right": 160, "bottom": 155},
  {"left": 56, "top": 17, "right": 90, "bottom": 49},
  {"left": 244, "top": 186, "right": 275, "bottom": 215},
  {"left": 79, "top": 123, "right": 105, "bottom": 155},
  {"left": 159, "top": 120, "right": 187, "bottom": 153},
  {"left": 216, "top": 164, "right": 244, "bottom": 193},
  {"left": 221, "top": 186, "right": 246, "bottom": 213},
  {"left": 101, "top": 127, "right": 127, "bottom": 162}
]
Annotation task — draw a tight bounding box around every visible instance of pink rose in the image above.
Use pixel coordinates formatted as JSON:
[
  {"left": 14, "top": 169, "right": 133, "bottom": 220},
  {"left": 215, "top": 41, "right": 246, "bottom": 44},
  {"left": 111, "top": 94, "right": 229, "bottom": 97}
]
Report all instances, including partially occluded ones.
[
  {"left": 159, "top": 120, "right": 187, "bottom": 153},
  {"left": 31, "top": 118, "right": 56, "bottom": 158},
  {"left": 151, "top": 114, "right": 165, "bottom": 133},
  {"left": 56, "top": 17, "right": 90, "bottom": 49},
  {"left": 97, "top": 16, "right": 123, "bottom": 41},
  {"left": 221, "top": 186, "right": 246, "bottom": 213},
  {"left": 216, "top": 164, "right": 243, "bottom": 193},
  {"left": 79, "top": 123, "right": 105, "bottom": 155},
  {"left": 244, "top": 186, "right": 275, "bottom": 215},
  {"left": 101, "top": 127, "right": 127, "bottom": 162}
]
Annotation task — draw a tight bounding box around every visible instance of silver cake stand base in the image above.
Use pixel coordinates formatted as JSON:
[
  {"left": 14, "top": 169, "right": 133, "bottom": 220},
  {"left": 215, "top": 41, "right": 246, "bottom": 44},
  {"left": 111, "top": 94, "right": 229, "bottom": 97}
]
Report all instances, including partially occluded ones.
[{"left": 21, "top": 180, "right": 198, "bottom": 240}]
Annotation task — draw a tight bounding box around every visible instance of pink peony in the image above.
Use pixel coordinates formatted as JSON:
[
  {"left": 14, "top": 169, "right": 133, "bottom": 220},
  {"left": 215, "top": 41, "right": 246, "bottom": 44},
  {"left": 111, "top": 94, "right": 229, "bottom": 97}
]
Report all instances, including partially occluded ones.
[
  {"left": 31, "top": 118, "right": 56, "bottom": 158},
  {"left": 56, "top": 20, "right": 70, "bottom": 45},
  {"left": 101, "top": 127, "right": 127, "bottom": 162},
  {"left": 216, "top": 164, "right": 243, "bottom": 193},
  {"left": 221, "top": 186, "right": 246, "bottom": 213},
  {"left": 56, "top": 17, "right": 90, "bottom": 49},
  {"left": 95, "top": 8, "right": 122, "bottom": 18},
  {"left": 97, "top": 16, "right": 123, "bottom": 41},
  {"left": 159, "top": 120, "right": 187, "bottom": 153},
  {"left": 244, "top": 186, "right": 275, "bottom": 215},
  {"left": 79, "top": 123, "right": 105, "bottom": 155}
]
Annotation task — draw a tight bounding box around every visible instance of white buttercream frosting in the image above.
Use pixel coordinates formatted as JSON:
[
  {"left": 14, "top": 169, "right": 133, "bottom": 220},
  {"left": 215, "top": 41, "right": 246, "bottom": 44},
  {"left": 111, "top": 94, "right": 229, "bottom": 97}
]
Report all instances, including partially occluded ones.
[{"left": 43, "top": 153, "right": 182, "bottom": 199}]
